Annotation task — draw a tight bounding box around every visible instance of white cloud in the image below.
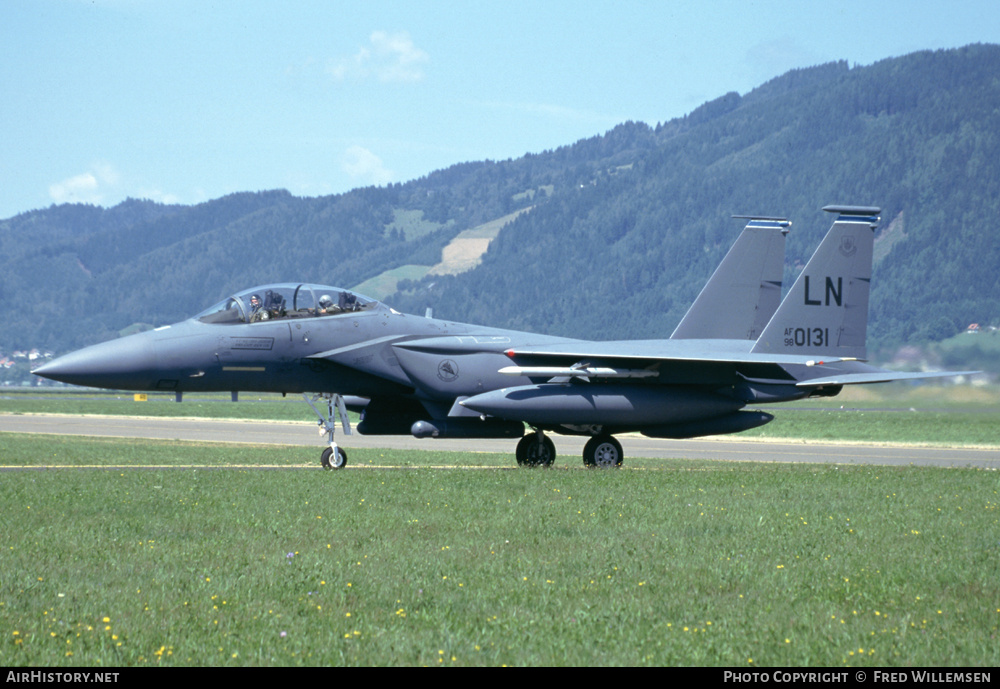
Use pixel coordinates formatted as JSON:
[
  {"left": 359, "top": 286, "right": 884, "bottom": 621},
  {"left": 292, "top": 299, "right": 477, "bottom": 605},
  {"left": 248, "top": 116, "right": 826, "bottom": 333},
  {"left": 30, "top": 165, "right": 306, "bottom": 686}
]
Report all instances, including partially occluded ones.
[
  {"left": 137, "top": 188, "right": 182, "bottom": 205},
  {"left": 342, "top": 145, "right": 394, "bottom": 185},
  {"left": 328, "top": 31, "right": 429, "bottom": 83},
  {"left": 48, "top": 163, "right": 120, "bottom": 206},
  {"left": 48, "top": 163, "right": 186, "bottom": 208},
  {"left": 49, "top": 173, "right": 99, "bottom": 205}
]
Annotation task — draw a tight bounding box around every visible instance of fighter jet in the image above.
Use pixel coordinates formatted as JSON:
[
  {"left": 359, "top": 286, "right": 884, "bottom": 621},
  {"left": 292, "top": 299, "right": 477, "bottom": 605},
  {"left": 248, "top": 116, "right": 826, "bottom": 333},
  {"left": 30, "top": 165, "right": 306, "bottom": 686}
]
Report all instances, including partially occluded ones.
[{"left": 33, "top": 206, "right": 973, "bottom": 469}]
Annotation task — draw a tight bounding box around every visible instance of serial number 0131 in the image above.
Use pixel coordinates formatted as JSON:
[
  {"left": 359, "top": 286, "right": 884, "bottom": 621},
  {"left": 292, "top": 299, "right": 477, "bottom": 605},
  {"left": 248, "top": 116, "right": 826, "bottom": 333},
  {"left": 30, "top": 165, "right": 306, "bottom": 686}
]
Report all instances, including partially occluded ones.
[{"left": 784, "top": 327, "right": 829, "bottom": 347}]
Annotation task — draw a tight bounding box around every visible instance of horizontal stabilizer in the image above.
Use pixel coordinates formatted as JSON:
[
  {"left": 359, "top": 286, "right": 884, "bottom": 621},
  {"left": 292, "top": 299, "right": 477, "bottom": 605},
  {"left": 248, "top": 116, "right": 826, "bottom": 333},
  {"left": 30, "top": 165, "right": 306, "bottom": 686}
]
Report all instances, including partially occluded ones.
[{"left": 797, "top": 370, "right": 980, "bottom": 387}]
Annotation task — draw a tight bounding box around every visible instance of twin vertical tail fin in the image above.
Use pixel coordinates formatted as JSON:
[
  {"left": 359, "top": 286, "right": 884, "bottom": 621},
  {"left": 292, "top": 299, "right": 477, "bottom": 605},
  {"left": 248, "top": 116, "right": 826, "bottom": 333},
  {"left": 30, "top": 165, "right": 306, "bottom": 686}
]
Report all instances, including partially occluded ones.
[
  {"left": 751, "top": 206, "right": 881, "bottom": 361},
  {"left": 671, "top": 216, "right": 790, "bottom": 340}
]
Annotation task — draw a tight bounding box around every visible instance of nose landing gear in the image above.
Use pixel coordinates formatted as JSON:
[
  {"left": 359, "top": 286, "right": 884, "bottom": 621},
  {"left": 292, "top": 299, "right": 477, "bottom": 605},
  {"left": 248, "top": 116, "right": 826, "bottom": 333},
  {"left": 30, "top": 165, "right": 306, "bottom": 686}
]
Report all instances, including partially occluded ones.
[
  {"left": 320, "top": 445, "right": 347, "bottom": 469},
  {"left": 305, "top": 393, "right": 351, "bottom": 470}
]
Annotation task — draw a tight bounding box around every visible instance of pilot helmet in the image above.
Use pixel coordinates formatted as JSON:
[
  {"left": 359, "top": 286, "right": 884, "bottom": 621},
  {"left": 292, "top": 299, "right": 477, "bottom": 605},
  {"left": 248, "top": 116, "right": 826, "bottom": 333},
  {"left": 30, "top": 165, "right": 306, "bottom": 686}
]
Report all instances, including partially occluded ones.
[
  {"left": 250, "top": 294, "right": 261, "bottom": 306},
  {"left": 319, "top": 294, "right": 332, "bottom": 308}
]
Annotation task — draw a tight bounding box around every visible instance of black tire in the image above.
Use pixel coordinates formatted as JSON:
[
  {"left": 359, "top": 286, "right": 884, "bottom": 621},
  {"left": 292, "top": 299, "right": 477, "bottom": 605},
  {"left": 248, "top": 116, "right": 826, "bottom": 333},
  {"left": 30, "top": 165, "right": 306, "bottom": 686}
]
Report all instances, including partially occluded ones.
[
  {"left": 583, "top": 435, "right": 623, "bottom": 468},
  {"left": 515, "top": 433, "right": 556, "bottom": 467},
  {"left": 320, "top": 446, "right": 348, "bottom": 470}
]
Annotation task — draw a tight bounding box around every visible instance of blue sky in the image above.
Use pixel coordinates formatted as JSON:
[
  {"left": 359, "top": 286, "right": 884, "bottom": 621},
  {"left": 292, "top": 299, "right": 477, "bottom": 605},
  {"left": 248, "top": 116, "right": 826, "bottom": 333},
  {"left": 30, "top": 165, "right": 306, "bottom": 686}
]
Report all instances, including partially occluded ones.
[{"left": 3, "top": 0, "right": 999, "bottom": 219}]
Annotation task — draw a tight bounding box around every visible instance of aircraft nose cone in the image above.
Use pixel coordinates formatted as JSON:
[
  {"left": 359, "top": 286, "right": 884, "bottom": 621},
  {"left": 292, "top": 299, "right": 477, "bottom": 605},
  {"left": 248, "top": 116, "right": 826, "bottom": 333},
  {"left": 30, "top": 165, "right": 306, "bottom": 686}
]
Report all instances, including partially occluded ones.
[{"left": 32, "top": 334, "right": 157, "bottom": 389}]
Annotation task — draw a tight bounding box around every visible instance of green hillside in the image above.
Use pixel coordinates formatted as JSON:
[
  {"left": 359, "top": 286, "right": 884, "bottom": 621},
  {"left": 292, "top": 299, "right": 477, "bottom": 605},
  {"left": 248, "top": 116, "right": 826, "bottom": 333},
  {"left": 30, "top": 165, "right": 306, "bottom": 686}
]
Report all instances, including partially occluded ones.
[
  {"left": 389, "top": 46, "right": 1000, "bottom": 352},
  {"left": 3, "top": 45, "right": 999, "bottom": 360}
]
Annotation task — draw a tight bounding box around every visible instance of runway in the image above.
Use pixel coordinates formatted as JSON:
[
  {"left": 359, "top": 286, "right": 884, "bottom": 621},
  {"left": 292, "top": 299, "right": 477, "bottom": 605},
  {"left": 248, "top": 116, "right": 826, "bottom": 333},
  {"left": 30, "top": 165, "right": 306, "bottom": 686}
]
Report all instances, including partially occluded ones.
[{"left": 2, "top": 413, "right": 998, "bottom": 469}]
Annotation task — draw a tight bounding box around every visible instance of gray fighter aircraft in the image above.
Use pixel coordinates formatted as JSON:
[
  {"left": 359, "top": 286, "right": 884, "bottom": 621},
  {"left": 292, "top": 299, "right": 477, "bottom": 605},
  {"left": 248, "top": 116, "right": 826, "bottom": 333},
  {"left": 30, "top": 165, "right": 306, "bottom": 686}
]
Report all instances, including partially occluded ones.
[{"left": 33, "top": 205, "right": 973, "bottom": 469}]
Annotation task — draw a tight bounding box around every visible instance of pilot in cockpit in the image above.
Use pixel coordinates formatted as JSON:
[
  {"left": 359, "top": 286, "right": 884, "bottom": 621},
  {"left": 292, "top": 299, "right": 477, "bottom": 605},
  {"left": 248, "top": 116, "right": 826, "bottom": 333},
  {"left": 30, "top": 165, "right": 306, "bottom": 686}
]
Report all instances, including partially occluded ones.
[
  {"left": 317, "top": 294, "right": 335, "bottom": 315},
  {"left": 249, "top": 294, "right": 269, "bottom": 322}
]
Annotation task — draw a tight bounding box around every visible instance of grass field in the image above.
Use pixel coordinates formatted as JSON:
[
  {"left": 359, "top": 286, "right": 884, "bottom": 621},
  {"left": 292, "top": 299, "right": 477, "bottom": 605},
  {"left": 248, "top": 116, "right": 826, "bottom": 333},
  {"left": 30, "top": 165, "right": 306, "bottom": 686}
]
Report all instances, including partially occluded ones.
[
  {"left": 1, "top": 434, "right": 998, "bottom": 666},
  {"left": 1, "top": 385, "right": 998, "bottom": 666}
]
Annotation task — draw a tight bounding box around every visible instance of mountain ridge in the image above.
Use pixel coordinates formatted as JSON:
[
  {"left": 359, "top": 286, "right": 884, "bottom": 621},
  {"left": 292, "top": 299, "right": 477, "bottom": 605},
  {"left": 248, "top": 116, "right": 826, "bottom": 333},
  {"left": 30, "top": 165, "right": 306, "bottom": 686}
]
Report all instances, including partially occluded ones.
[{"left": 3, "top": 45, "right": 999, "bottom": 361}]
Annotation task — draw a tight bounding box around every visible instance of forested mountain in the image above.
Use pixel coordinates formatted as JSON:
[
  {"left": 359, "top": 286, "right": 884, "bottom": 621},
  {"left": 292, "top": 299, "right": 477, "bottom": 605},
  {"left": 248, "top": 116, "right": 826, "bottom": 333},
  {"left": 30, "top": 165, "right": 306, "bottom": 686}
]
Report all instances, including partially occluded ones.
[{"left": 3, "top": 44, "right": 999, "bottom": 359}]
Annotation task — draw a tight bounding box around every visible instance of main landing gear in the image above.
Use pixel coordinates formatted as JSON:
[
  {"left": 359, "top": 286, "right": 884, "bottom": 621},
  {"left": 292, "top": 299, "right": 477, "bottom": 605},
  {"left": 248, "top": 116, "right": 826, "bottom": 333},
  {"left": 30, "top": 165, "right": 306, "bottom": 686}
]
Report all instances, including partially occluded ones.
[
  {"left": 582, "top": 435, "right": 623, "bottom": 468},
  {"left": 516, "top": 431, "right": 624, "bottom": 468},
  {"left": 305, "top": 393, "right": 351, "bottom": 470},
  {"left": 516, "top": 431, "right": 556, "bottom": 467}
]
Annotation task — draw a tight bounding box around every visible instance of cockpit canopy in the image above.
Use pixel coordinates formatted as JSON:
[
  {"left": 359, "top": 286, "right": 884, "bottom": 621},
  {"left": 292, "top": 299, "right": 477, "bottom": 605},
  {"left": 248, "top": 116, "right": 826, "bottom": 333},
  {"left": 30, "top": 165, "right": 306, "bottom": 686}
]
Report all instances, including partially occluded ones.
[{"left": 195, "top": 283, "right": 378, "bottom": 325}]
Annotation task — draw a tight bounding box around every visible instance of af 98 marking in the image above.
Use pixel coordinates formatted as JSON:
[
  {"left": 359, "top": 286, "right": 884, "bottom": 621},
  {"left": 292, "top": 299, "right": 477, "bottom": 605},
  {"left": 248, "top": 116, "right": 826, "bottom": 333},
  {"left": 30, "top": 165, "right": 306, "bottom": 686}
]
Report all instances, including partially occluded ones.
[{"left": 784, "top": 327, "right": 829, "bottom": 348}]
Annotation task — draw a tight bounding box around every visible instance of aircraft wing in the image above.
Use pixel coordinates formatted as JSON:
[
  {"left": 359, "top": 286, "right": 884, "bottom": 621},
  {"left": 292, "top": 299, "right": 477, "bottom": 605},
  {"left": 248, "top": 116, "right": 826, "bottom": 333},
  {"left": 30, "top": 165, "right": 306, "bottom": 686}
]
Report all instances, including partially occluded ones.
[
  {"left": 503, "top": 342, "right": 978, "bottom": 387},
  {"left": 503, "top": 340, "right": 853, "bottom": 367}
]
